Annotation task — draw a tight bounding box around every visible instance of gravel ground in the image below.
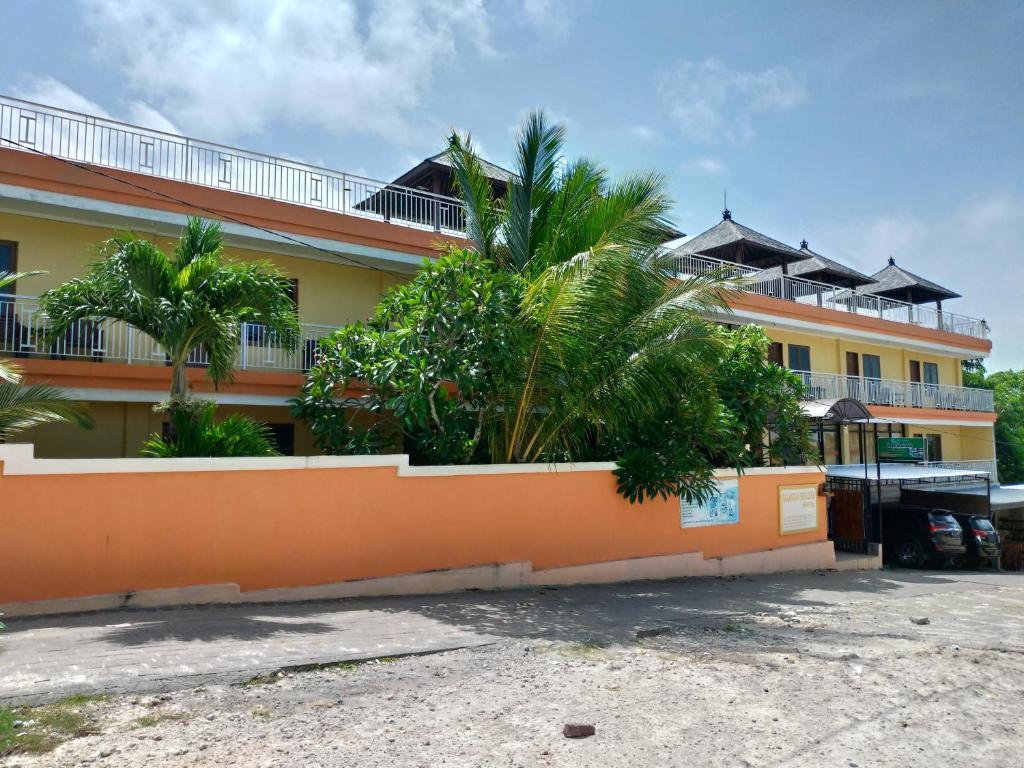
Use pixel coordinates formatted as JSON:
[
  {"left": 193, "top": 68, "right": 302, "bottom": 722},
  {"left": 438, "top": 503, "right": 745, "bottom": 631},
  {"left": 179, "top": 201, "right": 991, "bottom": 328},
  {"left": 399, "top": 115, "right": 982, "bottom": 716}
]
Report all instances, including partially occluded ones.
[{"left": 4, "top": 578, "right": 1024, "bottom": 767}]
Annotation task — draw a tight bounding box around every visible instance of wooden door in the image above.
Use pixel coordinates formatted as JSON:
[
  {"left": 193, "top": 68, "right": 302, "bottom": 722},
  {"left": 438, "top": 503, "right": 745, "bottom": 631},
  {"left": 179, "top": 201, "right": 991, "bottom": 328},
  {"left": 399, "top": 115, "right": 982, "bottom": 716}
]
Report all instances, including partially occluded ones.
[
  {"left": 846, "top": 352, "right": 860, "bottom": 376},
  {"left": 909, "top": 360, "right": 921, "bottom": 382}
]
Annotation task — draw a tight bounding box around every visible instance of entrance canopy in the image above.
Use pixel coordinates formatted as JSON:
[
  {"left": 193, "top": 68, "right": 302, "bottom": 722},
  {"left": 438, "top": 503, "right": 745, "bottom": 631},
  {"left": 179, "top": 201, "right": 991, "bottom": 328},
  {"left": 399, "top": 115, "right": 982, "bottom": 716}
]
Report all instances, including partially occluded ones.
[
  {"left": 801, "top": 398, "right": 873, "bottom": 423},
  {"left": 826, "top": 463, "right": 990, "bottom": 484}
]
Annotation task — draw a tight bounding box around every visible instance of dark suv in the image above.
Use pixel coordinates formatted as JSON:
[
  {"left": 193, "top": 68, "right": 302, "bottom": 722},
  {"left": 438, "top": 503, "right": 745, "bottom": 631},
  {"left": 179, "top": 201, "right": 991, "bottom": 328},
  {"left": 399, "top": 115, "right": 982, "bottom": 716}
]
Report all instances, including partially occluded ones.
[
  {"left": 951, "top": 513, "right": 1001, "bottom": 569},
  {"left": 883, "top": 506, "right": 966, "bottom": 568}
]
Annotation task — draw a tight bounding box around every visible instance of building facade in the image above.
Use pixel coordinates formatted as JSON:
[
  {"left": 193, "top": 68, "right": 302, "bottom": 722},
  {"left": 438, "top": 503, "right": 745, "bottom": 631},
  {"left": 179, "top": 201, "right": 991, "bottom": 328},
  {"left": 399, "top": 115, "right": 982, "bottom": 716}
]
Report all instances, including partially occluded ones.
[{"left": 0, "top": 95, "right": 997, "bottom": 474}]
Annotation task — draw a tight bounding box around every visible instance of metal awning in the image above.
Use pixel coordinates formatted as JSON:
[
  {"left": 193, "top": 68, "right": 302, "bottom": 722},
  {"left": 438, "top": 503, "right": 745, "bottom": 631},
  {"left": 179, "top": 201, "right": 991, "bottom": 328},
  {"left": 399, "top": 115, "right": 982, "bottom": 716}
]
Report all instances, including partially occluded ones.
[
  {"left": 826, "top": 463, "right": 990, "bottom": 483},
  {"left": 801, "top": 398, "right": 873, "bottom": 423}
]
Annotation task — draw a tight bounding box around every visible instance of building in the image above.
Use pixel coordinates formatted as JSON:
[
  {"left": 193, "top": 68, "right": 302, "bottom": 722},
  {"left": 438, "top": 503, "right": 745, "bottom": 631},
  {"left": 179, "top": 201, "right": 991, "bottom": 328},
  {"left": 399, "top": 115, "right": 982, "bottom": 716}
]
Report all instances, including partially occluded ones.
[
  {"left": 0, "top": 95, "right": 997, "bottom": 476},
  {"left": 669, "top": 210, "right": 996, "bottom": 477}
]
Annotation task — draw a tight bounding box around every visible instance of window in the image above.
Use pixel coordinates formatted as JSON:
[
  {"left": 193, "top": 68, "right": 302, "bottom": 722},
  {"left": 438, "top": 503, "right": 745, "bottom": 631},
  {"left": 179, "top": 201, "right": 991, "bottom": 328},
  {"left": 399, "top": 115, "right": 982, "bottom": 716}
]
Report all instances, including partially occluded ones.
[
  {"left": 0, "top": 241, "right": 17, "bottom": 295},
  {"left": 862, "top": 354, "right": 881, "bottom": 380},
  {"left": 923, "top": 362, "right": 939, "bottom": 385},
  {"left": 767, "top": 342, "right": 783, "bottom": 365},
  {"left": 788, "top": 344, "right": 811, "bottom": 372},
  {"left": 924, "top": 433, "right": 942, "bottom": 461}
]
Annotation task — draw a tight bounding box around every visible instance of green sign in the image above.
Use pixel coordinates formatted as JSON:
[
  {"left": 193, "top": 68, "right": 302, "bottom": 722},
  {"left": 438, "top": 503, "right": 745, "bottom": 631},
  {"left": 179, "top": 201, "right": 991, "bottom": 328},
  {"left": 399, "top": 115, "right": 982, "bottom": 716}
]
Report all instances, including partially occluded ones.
[{"left": 877, "top": 436, "right": 926, "bottom": 462}]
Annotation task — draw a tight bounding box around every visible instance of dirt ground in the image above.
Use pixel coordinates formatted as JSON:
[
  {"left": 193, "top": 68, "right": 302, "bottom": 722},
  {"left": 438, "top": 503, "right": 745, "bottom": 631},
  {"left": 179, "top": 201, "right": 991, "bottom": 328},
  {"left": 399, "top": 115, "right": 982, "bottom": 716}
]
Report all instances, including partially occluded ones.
[{"left": 4, "top": 574, "right": 1024, "bottom": 767}]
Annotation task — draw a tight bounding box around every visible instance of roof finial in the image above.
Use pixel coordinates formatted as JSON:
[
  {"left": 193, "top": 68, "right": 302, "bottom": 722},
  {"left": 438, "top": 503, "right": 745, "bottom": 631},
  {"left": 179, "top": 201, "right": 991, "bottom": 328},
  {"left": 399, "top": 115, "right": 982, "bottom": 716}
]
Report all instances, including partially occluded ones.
[
  {"left": 800, "top": 239, "right": 808, "bottom": 249},
  {"left": 888, "top": 256, "right": 896, "bottom": 266},
  {"left": 722, "top": 188, "right": 731, "bottom": 221}
]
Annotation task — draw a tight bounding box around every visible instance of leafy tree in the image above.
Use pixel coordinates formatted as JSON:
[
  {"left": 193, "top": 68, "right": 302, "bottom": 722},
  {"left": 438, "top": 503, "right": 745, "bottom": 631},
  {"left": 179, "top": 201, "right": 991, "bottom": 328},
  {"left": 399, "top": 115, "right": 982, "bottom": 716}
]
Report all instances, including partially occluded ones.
[
  {"left": 40, "top": 218, "right": 299, "bottom": 412},
  {"left": 960, "top": 361, "right": 1024, "bottom": 483},
  {"left": 0, "top": 271, "right": 92, "bottom": 442},
  {"left": 610, "top": 326, "right": 813, "bottom": 503},
  {"left": 292, "top": 248, "right": 525, "bottom": 463},
  {"left": 141, "top": 400, "right": 279, "bottom": 458}
]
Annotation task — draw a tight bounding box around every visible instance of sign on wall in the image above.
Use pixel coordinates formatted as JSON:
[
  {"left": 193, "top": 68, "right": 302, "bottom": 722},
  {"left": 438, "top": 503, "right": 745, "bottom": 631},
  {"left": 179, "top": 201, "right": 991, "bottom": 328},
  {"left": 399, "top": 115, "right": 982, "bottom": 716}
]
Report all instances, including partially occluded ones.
[
  {"left": 877, "top": 436, "right": 926, "bottom": 462},
  {"left": 680, "top": 479, "right": 740, "bottom": 528},
  {"left": 779, "top": 484, "right": 820, "bottom": 535}
]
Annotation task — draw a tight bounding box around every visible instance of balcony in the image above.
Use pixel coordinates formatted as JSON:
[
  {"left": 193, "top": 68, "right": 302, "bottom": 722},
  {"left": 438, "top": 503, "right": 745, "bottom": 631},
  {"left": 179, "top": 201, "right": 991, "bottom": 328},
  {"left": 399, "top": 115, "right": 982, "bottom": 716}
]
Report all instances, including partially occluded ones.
[
  {"left": 0, "top": 95, "right": 467, "bottom": 235},
  {"left": 673, "top": 252, "right": 989, "bottom": 340},
  {"left": 1, "top": 295, "right": 334, "bottom": 374},
  {"left": 793, "top": 370, "right": 994, "bottom": 413}
]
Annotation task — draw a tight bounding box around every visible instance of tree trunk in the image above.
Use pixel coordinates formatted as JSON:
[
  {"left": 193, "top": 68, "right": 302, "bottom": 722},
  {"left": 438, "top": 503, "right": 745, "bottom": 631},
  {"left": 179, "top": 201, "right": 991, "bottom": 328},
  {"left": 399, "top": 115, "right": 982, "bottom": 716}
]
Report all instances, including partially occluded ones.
[{"left": 167, "top": 359, "right": 190, "bottom": 440}]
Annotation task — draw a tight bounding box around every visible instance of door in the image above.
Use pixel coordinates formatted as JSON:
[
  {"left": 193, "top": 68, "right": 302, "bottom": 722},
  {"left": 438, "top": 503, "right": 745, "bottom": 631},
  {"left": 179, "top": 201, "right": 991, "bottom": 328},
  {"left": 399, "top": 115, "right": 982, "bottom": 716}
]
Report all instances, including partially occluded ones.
[
  {"left": 909, "top": 360, "right": 921, "bottom": 406},
  {"left": 845, "top": 352, "right": 860, "bottom": 398},
  {"left": 767, "top": 342, "right": 783, "bottom": 366}
]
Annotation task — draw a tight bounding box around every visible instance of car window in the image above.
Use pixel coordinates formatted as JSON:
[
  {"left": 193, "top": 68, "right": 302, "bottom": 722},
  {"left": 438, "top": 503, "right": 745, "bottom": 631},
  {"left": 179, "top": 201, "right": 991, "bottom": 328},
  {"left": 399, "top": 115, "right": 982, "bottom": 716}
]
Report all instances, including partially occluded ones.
[
  {"left": 971, "top": 518, "right": 995, "bottom": 531},
  {"left": 929, "top": 513, "right": 958, "bottom": 526}
]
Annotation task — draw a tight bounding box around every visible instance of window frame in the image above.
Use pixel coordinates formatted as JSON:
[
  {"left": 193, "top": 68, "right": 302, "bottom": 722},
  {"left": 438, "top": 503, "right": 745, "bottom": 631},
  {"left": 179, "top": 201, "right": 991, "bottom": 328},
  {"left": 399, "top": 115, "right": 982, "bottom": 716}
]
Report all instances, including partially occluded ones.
[
  {"left": 787, "top": 344, "right": 811, "bottom": 372},
  {"left": 0, "top": 240, "right": 18, "bottom": 295}
]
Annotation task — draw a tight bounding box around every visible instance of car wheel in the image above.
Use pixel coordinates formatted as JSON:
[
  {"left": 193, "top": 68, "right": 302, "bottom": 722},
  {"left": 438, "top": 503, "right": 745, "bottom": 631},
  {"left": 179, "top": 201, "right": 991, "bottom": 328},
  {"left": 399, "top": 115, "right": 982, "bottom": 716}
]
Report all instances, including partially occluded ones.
[{"left": 896, "top": 540, "right": 927, "bottom": 568}]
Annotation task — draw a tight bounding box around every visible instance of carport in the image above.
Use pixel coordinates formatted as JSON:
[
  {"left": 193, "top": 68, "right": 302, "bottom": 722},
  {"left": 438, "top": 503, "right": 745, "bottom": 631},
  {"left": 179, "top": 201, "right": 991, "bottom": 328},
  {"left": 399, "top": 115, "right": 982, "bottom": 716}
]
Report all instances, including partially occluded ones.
[{"left": 825, "top": 462, "right": 992, "bottom": 556}]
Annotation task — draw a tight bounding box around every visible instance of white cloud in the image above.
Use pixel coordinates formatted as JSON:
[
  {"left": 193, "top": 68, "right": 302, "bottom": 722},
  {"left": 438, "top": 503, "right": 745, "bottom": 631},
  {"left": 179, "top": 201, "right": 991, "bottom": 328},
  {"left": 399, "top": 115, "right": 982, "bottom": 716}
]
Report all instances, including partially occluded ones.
[
  {"left": 681, "top": 157, "right": 725, "bottom": 176},
  {"left": 14, "top": 76, "right": 112, "bottom": 119},
  {"left": 658, "top": 58, "right": 807, "bottom": 144},
  {"left": 78, "top": 0, "right": 494, "bottom": 144},
  {"left": 521, "top": 0, "right": 572, "bottom": 38},
  {"left": 626, "top": 125, "right": 660, "bottom": 142},
  {"left": 15, "top": 75, "right": 180, "bottom": 136}
]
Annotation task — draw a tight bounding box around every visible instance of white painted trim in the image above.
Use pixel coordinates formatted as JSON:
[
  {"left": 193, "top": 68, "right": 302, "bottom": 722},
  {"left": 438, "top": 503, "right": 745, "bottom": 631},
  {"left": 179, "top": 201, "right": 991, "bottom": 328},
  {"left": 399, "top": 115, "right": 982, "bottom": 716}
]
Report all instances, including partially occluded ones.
[
  {"left": 0, "top": 444, "right": 826, "bottom": 479},
  {"left": 58, "top": 387, "right": 295, "bottom": 407},
  {"left": 0, "top": 183, "right": 426, "bottom": 273},
  {"left": 720, "top": 307, "right": 989, "bottom": 359}
]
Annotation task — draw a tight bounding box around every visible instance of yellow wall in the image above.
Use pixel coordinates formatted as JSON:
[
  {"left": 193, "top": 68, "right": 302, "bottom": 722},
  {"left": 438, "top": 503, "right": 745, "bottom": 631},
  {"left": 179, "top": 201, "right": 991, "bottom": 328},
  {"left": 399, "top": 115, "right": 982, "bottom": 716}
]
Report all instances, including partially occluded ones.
[
  {"left": 904, "top": 424, "right": 997, "bottom": 461},
  {"left": 0, "top": 212, "right": 401, "bottom": 328},
  {"left": 764, "top": 328, "right": 964, "bottom": 385},
  {"left": 22, "top": 402, "right": 319, "bottom": 458}
]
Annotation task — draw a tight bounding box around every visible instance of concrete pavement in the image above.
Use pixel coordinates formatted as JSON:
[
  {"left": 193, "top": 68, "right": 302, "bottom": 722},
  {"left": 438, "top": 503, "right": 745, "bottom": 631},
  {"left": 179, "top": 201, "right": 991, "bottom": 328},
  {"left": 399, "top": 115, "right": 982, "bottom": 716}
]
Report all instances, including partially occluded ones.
[{"left": 2, "top": 569, "right": 1021, "bottom": 706}]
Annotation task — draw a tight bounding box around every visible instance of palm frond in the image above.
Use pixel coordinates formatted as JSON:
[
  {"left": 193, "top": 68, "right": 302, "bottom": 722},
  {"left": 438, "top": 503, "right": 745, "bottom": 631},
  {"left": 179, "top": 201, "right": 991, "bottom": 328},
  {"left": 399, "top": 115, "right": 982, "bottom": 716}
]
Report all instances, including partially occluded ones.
[
  {"left": 0, "top": 381, "right": 93, "bottom": 440},
  {"left": 447, "top": 131, "right": 500, "bottom": 262}
]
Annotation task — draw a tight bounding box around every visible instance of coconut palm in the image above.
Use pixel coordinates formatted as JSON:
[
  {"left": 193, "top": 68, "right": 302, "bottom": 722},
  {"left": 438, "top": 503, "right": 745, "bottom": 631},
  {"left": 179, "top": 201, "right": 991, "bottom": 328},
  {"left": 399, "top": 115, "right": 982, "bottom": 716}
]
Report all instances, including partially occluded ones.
[
  {"left": 40, "top": 217, "right": 300, "bottom": 409},
  {"left": 0, "top": 271, "right": 92, "bottom": 441},
  {"left": 447, "top": 111, "right": 681, "bottom": 277},
  {"left": 447, "top": 111, "right": 738, "bottom": 462}
]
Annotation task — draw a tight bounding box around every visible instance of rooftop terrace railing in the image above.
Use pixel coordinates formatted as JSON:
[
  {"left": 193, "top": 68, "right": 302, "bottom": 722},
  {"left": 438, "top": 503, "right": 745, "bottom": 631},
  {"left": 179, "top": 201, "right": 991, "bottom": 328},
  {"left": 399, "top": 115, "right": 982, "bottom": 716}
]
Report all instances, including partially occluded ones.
[
  {"left": 0, "top": 94, "right": 467, "bottom": 235},
  {"left": 672, "top": 251, "right": 989, "bottom": 340}
]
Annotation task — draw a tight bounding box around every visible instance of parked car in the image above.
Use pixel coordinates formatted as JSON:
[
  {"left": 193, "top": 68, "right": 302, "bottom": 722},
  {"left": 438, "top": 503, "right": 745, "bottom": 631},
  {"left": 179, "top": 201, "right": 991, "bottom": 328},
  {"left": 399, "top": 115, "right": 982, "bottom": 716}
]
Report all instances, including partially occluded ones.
[
  {"left": 951, "top": 513, "right": 1001, "bottom": 569},
  {"left": 883, "top": 506, "right": 966, "bottom": 568}
]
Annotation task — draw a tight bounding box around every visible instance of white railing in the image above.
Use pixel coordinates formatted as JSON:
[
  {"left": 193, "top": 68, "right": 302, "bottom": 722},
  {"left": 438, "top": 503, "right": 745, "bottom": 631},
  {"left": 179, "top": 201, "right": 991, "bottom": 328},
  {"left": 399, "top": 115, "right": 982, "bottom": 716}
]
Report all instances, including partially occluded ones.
[
  {"left": 673, "top": 251, "right": 989, "bottom": 340},
  {"left": 0, "top": 94, "right": 467, "bottom": 235},
  {"left": 922, "top": 459, "right": 997, "bottom": 480},
  {"left": 793, "top": 370, "right": 995, "bottom": 413},
  {"left": 0, "top": 295, "right": 335, "bottom": 373}
]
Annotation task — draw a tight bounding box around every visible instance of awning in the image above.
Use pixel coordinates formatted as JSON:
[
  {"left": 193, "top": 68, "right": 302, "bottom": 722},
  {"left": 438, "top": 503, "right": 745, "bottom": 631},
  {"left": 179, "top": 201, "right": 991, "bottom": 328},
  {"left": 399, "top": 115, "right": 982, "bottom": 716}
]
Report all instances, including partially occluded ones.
[
  {"left": 801, "top": 398, "right": 873, "bottom": 423},
  {"left": 826, "top": 463, "right": 990, "bottom": 483}
]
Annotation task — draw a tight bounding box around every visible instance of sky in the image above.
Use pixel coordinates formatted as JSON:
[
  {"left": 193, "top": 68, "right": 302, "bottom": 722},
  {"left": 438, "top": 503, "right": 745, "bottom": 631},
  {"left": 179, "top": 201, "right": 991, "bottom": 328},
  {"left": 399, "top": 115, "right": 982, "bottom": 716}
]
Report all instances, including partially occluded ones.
[{"left": 2, "top": 0, "right": 1022, "bottom": 369}]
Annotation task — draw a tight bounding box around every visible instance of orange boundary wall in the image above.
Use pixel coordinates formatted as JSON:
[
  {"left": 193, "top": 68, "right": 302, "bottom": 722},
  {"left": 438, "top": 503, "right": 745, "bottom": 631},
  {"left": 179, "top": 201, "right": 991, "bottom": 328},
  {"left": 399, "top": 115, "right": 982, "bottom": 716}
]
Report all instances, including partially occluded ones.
[{"left": 0, "top": 449, "right": 829, "bottom": 611}]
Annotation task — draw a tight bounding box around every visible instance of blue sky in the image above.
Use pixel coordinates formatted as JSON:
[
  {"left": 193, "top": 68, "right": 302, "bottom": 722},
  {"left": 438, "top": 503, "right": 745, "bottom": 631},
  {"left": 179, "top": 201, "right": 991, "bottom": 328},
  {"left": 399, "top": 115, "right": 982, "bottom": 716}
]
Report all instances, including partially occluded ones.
[{"left": 3, "top": 0, "right": 1022, "bottom": 369}]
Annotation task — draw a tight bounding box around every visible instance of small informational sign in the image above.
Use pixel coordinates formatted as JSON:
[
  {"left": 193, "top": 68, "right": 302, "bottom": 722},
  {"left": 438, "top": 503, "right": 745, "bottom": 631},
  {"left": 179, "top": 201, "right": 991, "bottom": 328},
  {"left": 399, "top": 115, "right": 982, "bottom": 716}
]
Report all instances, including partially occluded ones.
[
  {"left": 779, "top": 484, "right": 820, "bottom": 535},
  {"left": 680, "top": 479, "right": 740, "bottom": 528},
  {"left": 877, "top": 436, "right": 926, "bottom": 462}
]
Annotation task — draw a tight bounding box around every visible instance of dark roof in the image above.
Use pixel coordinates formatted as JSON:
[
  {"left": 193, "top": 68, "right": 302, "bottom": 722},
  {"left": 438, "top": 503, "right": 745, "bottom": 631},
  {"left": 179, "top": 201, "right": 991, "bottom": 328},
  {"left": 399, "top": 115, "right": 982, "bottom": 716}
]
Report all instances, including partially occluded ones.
[
  {"left": 761, "top": 240, "right": 874, "bottom": 288},
  {"left": 392, "top": 149, "right": 517, "bottom": 188},
  {"left": 670, "top": 211, "right": 810, "bottom": 268},
  {"left": 858, "top": 257, "right": 961, "bottom": 303}
]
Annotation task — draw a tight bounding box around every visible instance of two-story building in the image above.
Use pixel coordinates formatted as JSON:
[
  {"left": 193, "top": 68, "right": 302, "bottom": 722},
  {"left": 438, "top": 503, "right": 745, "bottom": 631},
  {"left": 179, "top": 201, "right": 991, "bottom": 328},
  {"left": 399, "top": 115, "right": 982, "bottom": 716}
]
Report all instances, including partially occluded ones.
[{"left": 0, "top": 95, "right": 997, "bottom": 476}]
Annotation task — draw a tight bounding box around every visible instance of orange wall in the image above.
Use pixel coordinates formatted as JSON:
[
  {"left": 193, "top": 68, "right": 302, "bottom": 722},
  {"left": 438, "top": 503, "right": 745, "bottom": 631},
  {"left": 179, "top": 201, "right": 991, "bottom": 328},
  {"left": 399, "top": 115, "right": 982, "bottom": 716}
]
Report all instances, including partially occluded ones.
[{"left": 0, "top": 462, "right": 825, "bottom": 604}]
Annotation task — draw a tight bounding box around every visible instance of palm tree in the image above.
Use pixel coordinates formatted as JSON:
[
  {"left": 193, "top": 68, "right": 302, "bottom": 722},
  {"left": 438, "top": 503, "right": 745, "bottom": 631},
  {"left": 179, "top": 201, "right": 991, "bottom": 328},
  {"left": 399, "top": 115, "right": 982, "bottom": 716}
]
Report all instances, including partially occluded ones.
[
  {"left": 40, "top": 217, "right": 300, "bottom": 408},
  {"left": 447, "top": 111, "right": 738, "bottom": 463},
  {"left": 0, "top": 271, "right": 92, "bottom": 441}
]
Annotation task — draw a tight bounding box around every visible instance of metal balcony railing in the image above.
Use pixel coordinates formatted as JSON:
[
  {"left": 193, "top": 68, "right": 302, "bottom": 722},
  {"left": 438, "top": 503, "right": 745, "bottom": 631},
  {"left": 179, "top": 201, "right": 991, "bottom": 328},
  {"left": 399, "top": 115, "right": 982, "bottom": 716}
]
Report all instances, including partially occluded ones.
[
  {"left": 0, "top": 295, "right": 335, "bottom": 373},
  {"left": 792, "top": 370, "right": 995, "bottom": 413},
  {"left": 673, "top": 251, "right": 989, "bottom": 340},
  {"left": 0, "top": 94, "right": 467, "bottom": 235}
]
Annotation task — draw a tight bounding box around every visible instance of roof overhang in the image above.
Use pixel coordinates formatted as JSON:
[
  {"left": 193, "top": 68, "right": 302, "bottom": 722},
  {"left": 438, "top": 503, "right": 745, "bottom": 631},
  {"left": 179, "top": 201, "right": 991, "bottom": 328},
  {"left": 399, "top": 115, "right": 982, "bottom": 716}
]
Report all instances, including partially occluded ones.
[{"left": 801, "top": 397, "right": 873, "bottom": 423}]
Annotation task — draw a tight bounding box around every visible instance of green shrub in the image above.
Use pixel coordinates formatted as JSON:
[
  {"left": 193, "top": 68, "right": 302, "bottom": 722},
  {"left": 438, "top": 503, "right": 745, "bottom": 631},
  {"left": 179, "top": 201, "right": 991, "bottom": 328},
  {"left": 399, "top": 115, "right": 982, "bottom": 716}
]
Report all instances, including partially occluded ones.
[{"left": 141, "top": 400, "right": 279, "bottom": 458}]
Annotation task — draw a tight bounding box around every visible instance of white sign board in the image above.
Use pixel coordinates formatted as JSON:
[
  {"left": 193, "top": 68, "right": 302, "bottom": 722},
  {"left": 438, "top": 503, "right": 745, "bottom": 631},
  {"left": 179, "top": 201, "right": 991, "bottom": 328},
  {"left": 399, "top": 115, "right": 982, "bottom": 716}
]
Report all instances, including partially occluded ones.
[
  {"left": 681, "top": 479, "right": 739, "bottom": 528},
  {"left": 779, "top": 484, "right": 819, "bottom": 535}
]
